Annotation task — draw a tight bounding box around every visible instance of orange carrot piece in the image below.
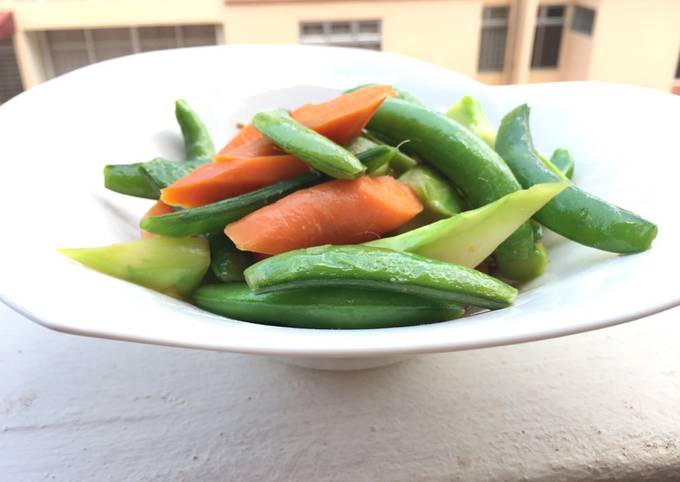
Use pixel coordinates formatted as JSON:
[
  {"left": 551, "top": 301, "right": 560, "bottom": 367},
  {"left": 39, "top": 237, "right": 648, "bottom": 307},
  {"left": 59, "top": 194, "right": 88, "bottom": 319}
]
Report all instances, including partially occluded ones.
[
  {"left": 214, "top": 137, "right": 282, "bottom": 162},
  {"left": 217, "top": 123, "right": 263, "bottom": 155},
  {"left": 225, "top": 175, "right": 422, "bottom": 255},
  {"left": 160, "top": 155, "right": 310, "bottom": 208},
  {"left": 291, "top": 85, "right": 396, "bottom": 145},
  {"left": 140, "top": 201, "right": 175, "bottom": 238}
]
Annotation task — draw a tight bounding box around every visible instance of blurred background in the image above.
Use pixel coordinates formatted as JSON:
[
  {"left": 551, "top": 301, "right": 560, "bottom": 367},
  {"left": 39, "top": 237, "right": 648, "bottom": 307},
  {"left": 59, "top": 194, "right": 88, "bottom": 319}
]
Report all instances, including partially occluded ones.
[{"left": 1, "top": 0, "right": 678, "bottom": 105}]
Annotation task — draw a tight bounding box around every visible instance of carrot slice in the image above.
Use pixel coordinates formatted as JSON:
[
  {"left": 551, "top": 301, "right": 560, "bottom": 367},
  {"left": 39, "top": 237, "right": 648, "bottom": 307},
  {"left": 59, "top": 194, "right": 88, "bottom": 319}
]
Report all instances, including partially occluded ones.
[
  {"left": 225, "top": 175, "right": 423, "bottom": 255},
  {"left": 291, "top": 85, "right": 396, "bottom": 145},
  {"left": 140, "top": 201, "right": 174, "bottom": 238},
  {"left": 160, "top": 155, "right": 310, "bottom": 208},
  {"left": 214, "top": 137, "right": 282, "bottom": 162},
  {"left": 217, "top": 123, "right": 263, "bottom": 155},
  {"left": 218, "top": 85, "right": 395, "bottom": 157}
]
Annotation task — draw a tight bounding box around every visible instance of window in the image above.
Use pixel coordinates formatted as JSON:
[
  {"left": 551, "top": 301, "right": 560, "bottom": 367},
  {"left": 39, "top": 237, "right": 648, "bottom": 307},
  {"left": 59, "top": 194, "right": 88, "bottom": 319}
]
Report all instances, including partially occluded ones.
[
  {"left": 45, "top": 25, "right": 218, "bottom": 77},
  {"left": 571, "top": 5, "right": 595, "bottom": 35},
  {"left": 478, "top": 6, "right": 509, "bottom": 72},
  {"left": 0, "top": 38, "right": 23, "bottom": 104},
  {"left": 91, "top": 28, "right": 134, "bottom": 62},
  {"left": 531, "top": 5, "right": 565, "bottom": 68},
  {"left": 300, "top": 20, "right": 381, "bottom": 50}
]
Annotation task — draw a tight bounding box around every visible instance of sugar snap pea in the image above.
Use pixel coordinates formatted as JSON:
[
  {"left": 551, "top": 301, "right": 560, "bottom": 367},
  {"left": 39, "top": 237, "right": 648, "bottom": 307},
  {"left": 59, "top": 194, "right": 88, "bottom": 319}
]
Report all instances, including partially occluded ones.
[
  {"left": 104, "top": 157, "right": 210, "bottom": 199},
  {"left": 253, "top": 110, "right": 366, "bottom": 179},
  {"left": 355, "top": 145, "right": 395, "bottom": 175},
  {"left": 399, "top": 166, "right": 465, "bottom": 219},
  {"left": 496, "top": 104, "right": 657, "bottom": 253},
  {"left": 194, "top": 283, "right": 465, "bottom": 329},
  {"left": 175, "top": 99, "right": 215, "bottom": 160},
  {"left": 140, "top": 171, "right": 326, "bottom": 237},
  {"left": 141, "top": 157, "right": 209, "bottom": 188},
  {"left": 359, "top": 131, "right": 419, "bottom": 175},
  {"left": 344, "top": 83, "right": 425, "bottom": 106},
  {"left": 103, "top": 163, "right": 160, "bottom": 199},
  {"left": 367, "top": 98, "right": 546, "bottom": 281},
  {"left": 550, "top": 148, "right": 575, "bottom": 179},
  {"left": 208, "top": 235, "right": 253, "bottom": 282},
  {"left": 244, "top": 245, "right": 517, "bottom": 310}
]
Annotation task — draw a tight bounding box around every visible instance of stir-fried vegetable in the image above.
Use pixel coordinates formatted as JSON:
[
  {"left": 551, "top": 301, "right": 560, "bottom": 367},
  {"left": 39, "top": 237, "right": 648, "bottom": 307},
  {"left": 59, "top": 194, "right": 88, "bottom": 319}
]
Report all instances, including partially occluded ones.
[{"left": 59, "top": 89, "right": 656, "bottom": 329}]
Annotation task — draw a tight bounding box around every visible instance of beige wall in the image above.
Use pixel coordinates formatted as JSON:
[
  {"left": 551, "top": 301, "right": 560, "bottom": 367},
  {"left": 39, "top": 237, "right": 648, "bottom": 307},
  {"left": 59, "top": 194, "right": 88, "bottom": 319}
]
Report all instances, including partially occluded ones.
[
  {"left": 588, "top": 0, "right": 680, "bottom": 91},
  {"left": 3, "top": 0, "right": 680, "bottom": 92},
  {"left": 226, "top": 1, "right": 484, "bottom": 78},
  {"left": 9, "top": 0, "right": 222, "bottom": 31},
  {"left": 4, "top": 0, "right": 224, "bottom": 87}
]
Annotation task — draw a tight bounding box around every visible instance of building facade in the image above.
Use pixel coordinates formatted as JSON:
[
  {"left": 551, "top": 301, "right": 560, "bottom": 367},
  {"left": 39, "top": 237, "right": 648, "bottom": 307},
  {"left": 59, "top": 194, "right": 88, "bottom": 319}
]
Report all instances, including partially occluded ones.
[{"left": 1, "top": 0, "right": 679, "bottom": 104}]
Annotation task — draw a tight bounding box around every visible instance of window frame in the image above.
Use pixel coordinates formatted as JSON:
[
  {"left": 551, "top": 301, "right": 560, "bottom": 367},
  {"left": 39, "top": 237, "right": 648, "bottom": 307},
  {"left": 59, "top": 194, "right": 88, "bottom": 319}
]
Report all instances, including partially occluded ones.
[
  {"left": 571, "top": 5, "right": 596, "bottom": 36},
  {"left": 531, "top": 4, "right": 566, "bottom": 70},
  {"left": 41, "top": 25, "right": 221, "bottom": 79},
  {"left": 0, "top": 37, "right": 24, "bottom": 104},
  {"left": 299, "top": 20, "right": 382, "bottom": 51},
  {"left": 478, "top": 6, "right": 510, "bottom": 73}
]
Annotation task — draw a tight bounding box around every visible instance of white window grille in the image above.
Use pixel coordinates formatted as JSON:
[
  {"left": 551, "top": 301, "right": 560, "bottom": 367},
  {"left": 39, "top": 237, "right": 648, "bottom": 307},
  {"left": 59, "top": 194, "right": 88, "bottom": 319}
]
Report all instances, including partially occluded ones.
[
  {"left": 478, "top": 6, "right": 510, "bottom": 72},
  {"left": 44, "top": 25, "right": 219, "bottom": 78},
  {"left": 0, "top": 38, "right": 23, "bottom": 104},
  {"left": 531, "top": 5, "right": 565, "bottom": 69},
  {"left": 300, "top": 20, "right": 381, "bottom": 50}
]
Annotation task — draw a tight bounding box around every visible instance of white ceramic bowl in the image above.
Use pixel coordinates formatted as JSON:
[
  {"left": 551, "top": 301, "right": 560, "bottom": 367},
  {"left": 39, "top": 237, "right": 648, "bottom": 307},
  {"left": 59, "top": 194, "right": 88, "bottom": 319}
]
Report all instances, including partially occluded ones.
[{"left": 0, "top": 45, "right": 678, "bottom": 370}]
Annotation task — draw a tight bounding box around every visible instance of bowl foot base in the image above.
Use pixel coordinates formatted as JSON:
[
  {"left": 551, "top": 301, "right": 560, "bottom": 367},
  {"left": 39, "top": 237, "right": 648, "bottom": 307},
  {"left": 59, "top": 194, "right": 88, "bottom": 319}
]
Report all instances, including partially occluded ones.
[{"left": 272, "top": 355, "right": 411, "bottom": 371}]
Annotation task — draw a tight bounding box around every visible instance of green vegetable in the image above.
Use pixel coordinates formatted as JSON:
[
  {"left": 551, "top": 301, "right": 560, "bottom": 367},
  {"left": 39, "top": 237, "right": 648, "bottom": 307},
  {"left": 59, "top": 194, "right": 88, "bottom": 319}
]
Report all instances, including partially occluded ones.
[
  {"left": 244, "top": 245, "right": 517, "bottom": 310},
  {"left": 550, "top": 148, "right": 575, "bottom": 179},
  {"left": 194, "top": 283, "right": 464, "bottom": 329},
  {"left": 140, "top": 171, "right": 325, "bottom": 237},
  {"left": 399, "top": 165, "right": 465, "bottom": 219},
  {"left": 355, "top": 145, "right": 395, "bottom": 175},
  {"left": 59, "top": 237, "right": 210, "bottom": 298},
  {"left": 367, "top": 97, "right": 546, "bottom": 281},
  {"left": 344, "top": 83, "right": 425, "bottom": 106},
  {"left": 360, "top": 131, "right": 419, "bottom": 175},
  {"left": 447, "top": 96, "right": 570, "bottom": 181},
  {"left": 447, "top": 96, "right": 496, "bottom": 148},
  {"left": 496, "top": 104, "right": 657, "bottom": 253},
  {"left": 367, "top": 182, "right": 567, "bottom": 268},
  {"left": 252, "top": 110, "right": 366, "bottom": 179},
  {"left": 104, "top": 163, "right": 160, "bottom": 199},
  {"left": 104, "top": 157, "right": 209, "bottom": 199},
  {"left": 208, "top": 235, "right": 253, "bottom": 282},
  {"left": 175, "top": 99, "right": 215, "bottom": 160},
  {"left": 141, "top": 157, "right": 209, "bottom": 188}
]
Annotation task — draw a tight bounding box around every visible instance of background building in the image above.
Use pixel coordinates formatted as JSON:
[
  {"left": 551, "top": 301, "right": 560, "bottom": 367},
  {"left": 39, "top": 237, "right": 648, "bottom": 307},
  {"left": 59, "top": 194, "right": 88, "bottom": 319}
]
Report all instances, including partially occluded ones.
[{"left": 1, "top": 0, "right": 679, "bottom": 105}]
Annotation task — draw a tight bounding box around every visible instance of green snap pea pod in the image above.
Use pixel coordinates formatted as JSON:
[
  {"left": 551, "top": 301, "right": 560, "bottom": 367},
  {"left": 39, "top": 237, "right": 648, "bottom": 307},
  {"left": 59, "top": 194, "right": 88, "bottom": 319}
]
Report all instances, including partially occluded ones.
[
  {"left": 447, "top": 96, "right": 569, "bottom": 181},
  {"left": 360, "top": 131, "right": 418, "bottom": 175},
  {"left": 104, "top": 157, "right": 210, "bottom": 199},
  {"left": 550, "top": 148, "right": 575, "bottom": 179},
  {"left": 355, "top": 146, "right": 395, "bottom": 175},
  {"left": 399, "top": 165, "right": 465, "bottom": 218},
  {"left": 194, "top": 283, "right": 465, "bottom": 329},
  {"left": 367, "top": 97, "right": 546, "bottom": 281},
  {"left": 175, "top": 99, "right": 215, "bottom": 160},
  {"left": 446, "top": 96, "right": 497, "bottom": 148},
  {"left": 344, "top": 83, "right": 425, "bottom": 106},
  {"left": 141, "top": 157, "right": 209, "bottom": 188},
  {"left": 496, "top": 104, "right": 657, "bottom": 253},
  {"left": 103, "top": 163, "right": 160, "bottom": 199},
  {"left": 141, "top": 171, "right": 325, "bottom": 237},
  {"left": 208, "top": 235, "right": 253, "bottom": 282},
  {"left": 244, "top": 245, "right": 517, "bottom": 310},
  {"left": 252, "top": 110, "right": 365, "bottom": 179}
]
